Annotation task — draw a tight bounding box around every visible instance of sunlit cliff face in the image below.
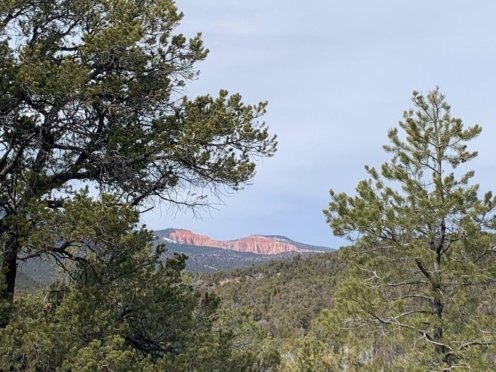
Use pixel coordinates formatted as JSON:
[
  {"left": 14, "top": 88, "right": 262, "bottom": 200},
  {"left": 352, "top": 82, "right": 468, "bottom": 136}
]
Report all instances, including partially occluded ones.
[{"left": 168, "top": 229, "right": 300, "bottom": 255}]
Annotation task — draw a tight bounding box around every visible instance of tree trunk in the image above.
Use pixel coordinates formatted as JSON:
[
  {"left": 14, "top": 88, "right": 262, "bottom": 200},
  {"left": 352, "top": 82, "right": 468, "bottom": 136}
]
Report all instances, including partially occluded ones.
[
  {"left": 432, "top": 242, "right": 449, "bottom": 366},
  {"left": 432, "top": 298, "right": 444, "bottom": 354},
  {"left": 0, "top": 235, "right": 18, "bottom": 328}
]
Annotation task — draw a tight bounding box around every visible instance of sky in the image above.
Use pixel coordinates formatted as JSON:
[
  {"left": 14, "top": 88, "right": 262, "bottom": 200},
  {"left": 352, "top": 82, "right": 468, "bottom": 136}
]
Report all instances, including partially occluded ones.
[{"left": 144, "top": 1, "right": 496, "bottom": 248}]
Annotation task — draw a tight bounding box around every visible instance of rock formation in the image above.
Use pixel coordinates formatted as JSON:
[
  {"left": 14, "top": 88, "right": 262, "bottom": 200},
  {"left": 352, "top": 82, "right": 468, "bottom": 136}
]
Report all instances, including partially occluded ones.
[{"left": 168, "top": 229, "right": 301, "bottom": 255}]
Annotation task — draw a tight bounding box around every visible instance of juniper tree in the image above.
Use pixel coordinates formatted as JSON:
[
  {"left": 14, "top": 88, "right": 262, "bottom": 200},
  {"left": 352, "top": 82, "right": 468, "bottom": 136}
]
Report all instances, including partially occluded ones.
[
  {"left": 0, "top": 0, "right": 276, "bottom": 323},
  {"left": 325, "top": 89, "right": 496, "bottom": 369}
]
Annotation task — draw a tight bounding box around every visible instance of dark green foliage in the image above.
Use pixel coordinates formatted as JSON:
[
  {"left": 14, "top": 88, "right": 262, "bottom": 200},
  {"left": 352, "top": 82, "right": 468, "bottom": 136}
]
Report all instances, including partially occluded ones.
[
  {"left": 0, "top": 2, "right": 280, "bottom": 366},
  {"left": 0, "top": 0, "right": 276, "bottom": 316}
]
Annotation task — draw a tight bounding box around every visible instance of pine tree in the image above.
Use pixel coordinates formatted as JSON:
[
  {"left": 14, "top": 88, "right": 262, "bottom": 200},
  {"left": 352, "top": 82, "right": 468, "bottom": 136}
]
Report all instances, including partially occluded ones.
[{"left": 324, "top": 88, "right": 496, "bottom": 369}]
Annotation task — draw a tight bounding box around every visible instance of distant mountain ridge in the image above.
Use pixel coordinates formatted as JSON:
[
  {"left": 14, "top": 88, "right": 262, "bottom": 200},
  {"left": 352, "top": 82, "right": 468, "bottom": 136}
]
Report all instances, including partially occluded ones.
[
  {"left": 156, "top": 228, "right": 331, "bottom": 256},
  {"left": 18, "top": 229, "right": 334, "bottom": 286}
]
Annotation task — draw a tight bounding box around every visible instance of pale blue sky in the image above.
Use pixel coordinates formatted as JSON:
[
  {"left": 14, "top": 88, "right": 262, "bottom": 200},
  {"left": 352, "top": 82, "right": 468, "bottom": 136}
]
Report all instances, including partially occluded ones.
[{"left": 144, "top": 1, "right": 496, "bottom": 247}]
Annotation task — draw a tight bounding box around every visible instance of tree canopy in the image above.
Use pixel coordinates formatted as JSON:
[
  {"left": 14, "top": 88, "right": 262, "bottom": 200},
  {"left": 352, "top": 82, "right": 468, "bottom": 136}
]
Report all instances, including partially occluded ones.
[{"left": 0, "top": 0, "right": 276, "bottom": 321}]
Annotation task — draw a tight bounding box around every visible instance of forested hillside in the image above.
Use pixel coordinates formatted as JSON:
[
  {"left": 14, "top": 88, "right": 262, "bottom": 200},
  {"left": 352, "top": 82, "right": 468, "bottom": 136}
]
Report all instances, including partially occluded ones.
[{"left": 205, "top": 252, "right": 346, "bottom": 340}]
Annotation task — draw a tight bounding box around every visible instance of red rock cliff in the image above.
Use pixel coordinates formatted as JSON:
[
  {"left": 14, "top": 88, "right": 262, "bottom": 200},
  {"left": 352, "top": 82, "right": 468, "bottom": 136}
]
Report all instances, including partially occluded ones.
[{"left": 168, "top": 229, "right": 299, "bottom": 255}]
